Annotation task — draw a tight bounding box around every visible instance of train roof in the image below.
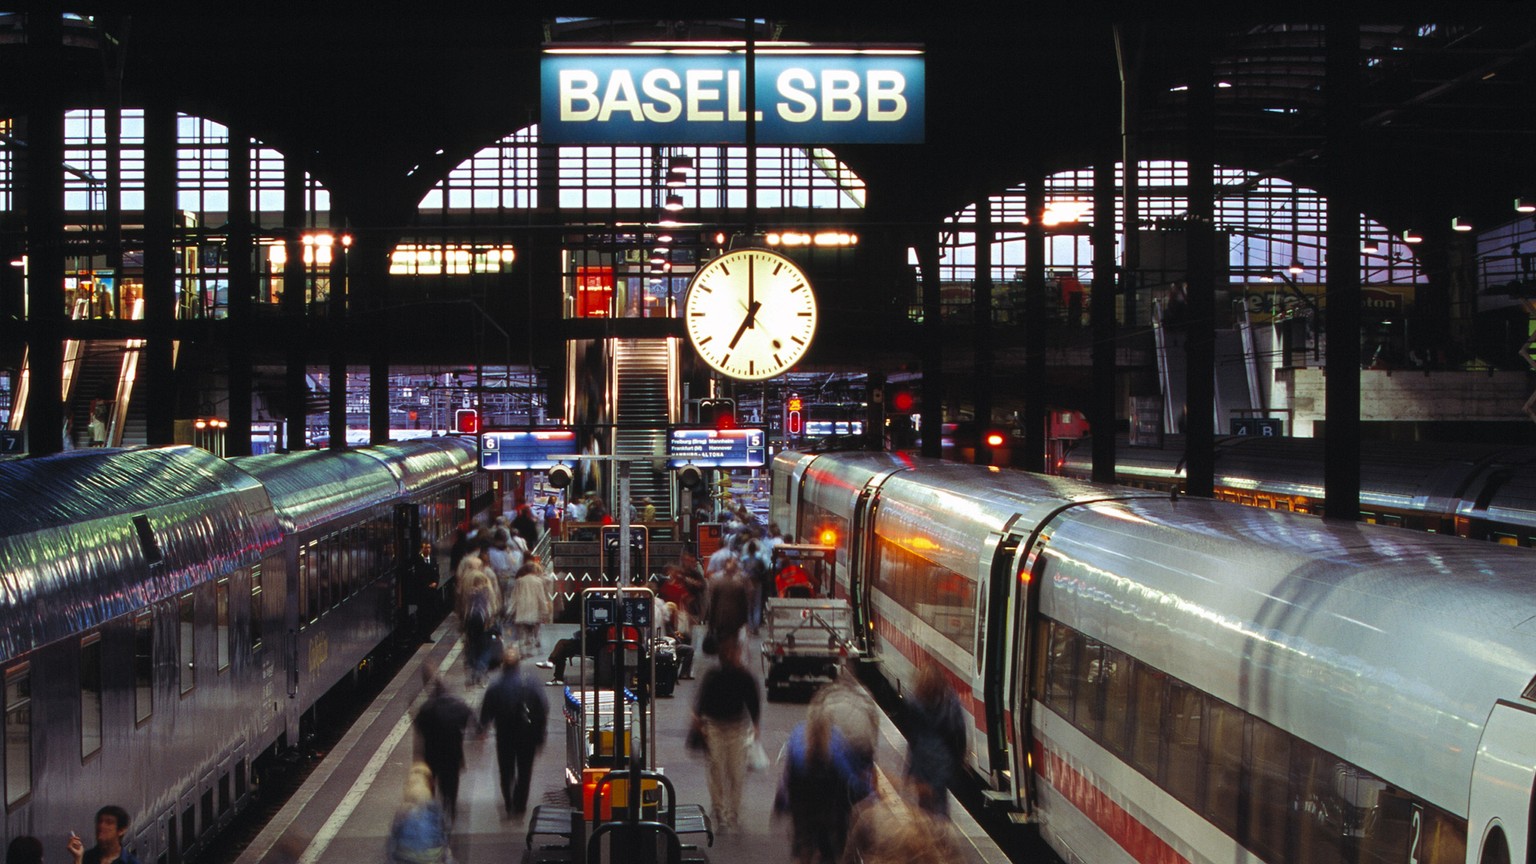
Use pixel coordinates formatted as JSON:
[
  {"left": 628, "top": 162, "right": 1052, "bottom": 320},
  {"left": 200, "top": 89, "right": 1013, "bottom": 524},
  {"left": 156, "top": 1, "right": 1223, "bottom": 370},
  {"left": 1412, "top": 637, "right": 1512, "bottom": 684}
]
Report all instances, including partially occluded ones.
[
  {"left": 232, "top": 438, "right": 476, "bottom": 533},
  {"left": 0, "top": 446, "right": 281, "bottom": 663}
]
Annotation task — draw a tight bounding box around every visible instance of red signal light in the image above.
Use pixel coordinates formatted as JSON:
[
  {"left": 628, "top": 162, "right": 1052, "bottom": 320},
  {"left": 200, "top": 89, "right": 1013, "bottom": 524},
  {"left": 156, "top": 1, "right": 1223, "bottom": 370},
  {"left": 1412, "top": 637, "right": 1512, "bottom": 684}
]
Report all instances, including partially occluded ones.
[
  {"left": 787, "top": 409, "right": 803, "bottom": 435},
  {"left": 985, "top": 431, "right": 1006, "bottom": 448},
  {"left": 454, "top": 408, "right": 480, "bottom": 435},
  {"left": 891, "top": 390, "right": 915, "bottom": 412}
]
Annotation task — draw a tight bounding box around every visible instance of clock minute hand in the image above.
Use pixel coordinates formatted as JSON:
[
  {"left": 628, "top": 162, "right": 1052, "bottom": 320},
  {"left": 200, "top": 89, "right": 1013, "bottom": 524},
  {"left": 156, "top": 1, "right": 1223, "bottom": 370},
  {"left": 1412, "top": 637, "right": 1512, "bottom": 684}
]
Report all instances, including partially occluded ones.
[{"left": 728, "top": 300, "right": 762, "bottom": 349}]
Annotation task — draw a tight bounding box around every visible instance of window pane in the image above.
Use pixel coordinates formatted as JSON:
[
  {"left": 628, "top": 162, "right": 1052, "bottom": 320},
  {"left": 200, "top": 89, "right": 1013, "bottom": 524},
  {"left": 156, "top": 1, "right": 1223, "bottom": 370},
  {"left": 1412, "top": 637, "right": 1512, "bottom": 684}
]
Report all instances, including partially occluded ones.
[
  {"left": 134, "top": 611, "right": 154, "bottom": 722},
  {"left": 4, "top": 666, "right": 31, "bottom": 806},
  {"left": 1100, "top": 648, "right": 1131, "bottom": 754},
  {"left": 216, "top": 579, "right": 230, "bottom": 671},
  {"left": 249, "top": 566, "right": 264, "bottom": 651},
  {"left": 1164, "top": 681, "right": 1202, "bottom": 804},
  {"left": 1072, "top": 639, "right": 1104, "bottom": 739},
  {"left": 1204, "top": 699, "right": 1243, "bottom": 835},
  {"left": 1291, "top": 741, "right": 1353, "bottom": 864},
  {"left": 1245, "top": 718, "right": 1291, "bottom": 862},
  {"left": 1042, "top": 622, "right": 1077, "bottom": 716},
  {"left": 179, "top": 593, "right": 196, "bottom": 694},
  {"left": 81, "top": 635, "right": 103, "bottom": 759},
  {"left": 1129, "top": 665, "right": 1165, "bottom": 776}
]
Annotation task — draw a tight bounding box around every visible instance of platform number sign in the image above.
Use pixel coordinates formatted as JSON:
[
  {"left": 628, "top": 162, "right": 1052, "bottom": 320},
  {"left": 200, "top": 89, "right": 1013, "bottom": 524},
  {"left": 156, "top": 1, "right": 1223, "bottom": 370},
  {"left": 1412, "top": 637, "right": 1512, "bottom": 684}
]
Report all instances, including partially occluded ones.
[
  {"left": 1408, "top": 803, "right": 1423, "bottom": 864},
  {"left": 0, "top": 431, "right": 21, "bottom": 453}
]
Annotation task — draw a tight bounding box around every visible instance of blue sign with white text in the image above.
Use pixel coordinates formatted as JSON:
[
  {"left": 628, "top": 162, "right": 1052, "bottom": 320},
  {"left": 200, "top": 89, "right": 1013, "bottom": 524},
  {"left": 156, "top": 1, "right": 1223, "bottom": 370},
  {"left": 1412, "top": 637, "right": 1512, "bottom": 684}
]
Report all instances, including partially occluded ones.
[{"left": 541, "top": 49, "right": 925, "bottom": 144}]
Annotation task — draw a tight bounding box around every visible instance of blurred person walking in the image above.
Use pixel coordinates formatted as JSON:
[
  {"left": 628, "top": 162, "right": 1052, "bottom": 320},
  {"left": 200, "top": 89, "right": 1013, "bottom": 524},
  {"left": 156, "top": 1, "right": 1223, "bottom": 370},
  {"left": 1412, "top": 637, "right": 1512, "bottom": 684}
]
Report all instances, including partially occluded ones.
[
  {"left": 413, "top": 671, "right": 476, "bottom": 821},
  {"left": 903, "top": 663, "right": 966, "bottom": 816},
  {"left": 385, "top": 764, "right": 454, "bottom": 864},
  {"left": 689, "top": 639, "right": 760, "bottom": 829},
  {"left": 480, "top": 647, "right": 550, "bottom": 818}
]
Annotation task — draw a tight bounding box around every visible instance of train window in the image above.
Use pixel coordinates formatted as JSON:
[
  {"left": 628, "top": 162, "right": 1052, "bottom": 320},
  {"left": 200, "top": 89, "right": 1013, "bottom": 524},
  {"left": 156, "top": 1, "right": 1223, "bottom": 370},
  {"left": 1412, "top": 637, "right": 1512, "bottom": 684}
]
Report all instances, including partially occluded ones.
[
  {"left": 1099, "top": 647, "right": 1132, "bottom": 754},
  {"left": 4, "top": 664, "right": 31, "bottom": 807},
  {"left": 178, "top": 592, "right": 196, "bottom": 695},
  {"left": 317, "top": 536, "right": 332, "bottom": 612},
  {"left": 81, "top": 633, "right": 103, "bottom": 761},
  {"left": 1072, "top": 639, "right": 1105, "bottom": 739},
  {"left": 135, "top": 611, "right": 154, "bottom": 723},
  {"left": 181, "top": 803, "right": 195, "bottom": 850},
  {"left": 1164, "top": 681, "right": 1203, "bottom": 806},
  {"left": 1129, "top": 664, "right": 1165, "bottom": 777},
  {"left": 1203, "top": 698, "right": 1243, "bottom": 836},
  {"left": 1292, "top": 740, "right": 1352, "bottom": 863},
  {"left": 1495, "top": 532, "right": 1520, "bottom": 546},
  {"left": 1245, "top": 717, "right": 1292, "bottom": 862},
  {"left": 236, "top": 758, "right": 248, "bottom": 799},
  {"left": 200, "top": 788, "right": 213, "bottom": 836},
  {"left": 216, "top": 579, "right": 231, "bottom": 673},
  {"left": 250, "top": 566, "right": 264, "bottom": 652},
  {"left": 304, "top": 541, "right": 320, "bottom": 623},
  {"left": 1041, "top": 623, "right": 1077, "bottom": 716},
  {"left": 219, "top": 771, "right": 231, "bottom": 815}
]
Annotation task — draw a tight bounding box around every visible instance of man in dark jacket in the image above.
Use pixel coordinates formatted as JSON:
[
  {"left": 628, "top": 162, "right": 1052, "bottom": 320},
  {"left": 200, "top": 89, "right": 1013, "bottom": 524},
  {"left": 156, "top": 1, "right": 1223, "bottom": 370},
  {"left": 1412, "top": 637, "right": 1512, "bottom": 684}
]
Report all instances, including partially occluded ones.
[
  {"left": 413, "top": 672, "right": 476, "bottom": 821},
  {"left": 703, "top": 564, "right": 750, "bottom": 656},
  {"left": 479, "top": 647, "right": 549, "bottom": 817}
]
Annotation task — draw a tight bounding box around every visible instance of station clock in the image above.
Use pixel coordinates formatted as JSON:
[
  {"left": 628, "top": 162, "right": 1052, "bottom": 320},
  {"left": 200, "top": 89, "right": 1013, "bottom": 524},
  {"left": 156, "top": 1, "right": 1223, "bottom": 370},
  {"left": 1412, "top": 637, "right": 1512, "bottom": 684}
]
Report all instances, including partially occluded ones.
[{"left": 683, "top": 248, "right": 817, "bottom": 381}]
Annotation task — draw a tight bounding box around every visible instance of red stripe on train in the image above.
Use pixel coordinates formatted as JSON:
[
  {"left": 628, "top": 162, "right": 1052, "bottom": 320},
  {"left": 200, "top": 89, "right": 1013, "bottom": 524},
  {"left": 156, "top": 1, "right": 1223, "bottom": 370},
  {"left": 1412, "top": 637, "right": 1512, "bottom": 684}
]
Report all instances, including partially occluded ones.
[
  {"left": 1033, "top": 740, "right": 1190, "bottom": 864},
  {"left": 872, "top": 615, "right": 986, "bottom": 729},
  {"left": 872, "top": 603, "right": 1186, "bottom": 863}
]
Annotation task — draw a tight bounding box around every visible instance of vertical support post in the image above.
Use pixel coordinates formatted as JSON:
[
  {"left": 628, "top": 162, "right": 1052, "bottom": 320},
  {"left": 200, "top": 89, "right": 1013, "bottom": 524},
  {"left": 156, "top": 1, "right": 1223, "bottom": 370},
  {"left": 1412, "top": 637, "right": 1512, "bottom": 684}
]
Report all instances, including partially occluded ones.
[
  {"left": 226, "top": 121, "right": 254, "bottom": 455},
  {"left": 1091, "top": 142, "right": 1119, "bottom": 483},
  {"left": 328, "top": 213, "right": 348, "bottom": 451},
  {"left": 22, "top": 1, "right": 64, "bottom": 454},
  {"left": 1324, "top": 20, "right": 1362, "bottom": 522},
  {"left": 143, "top": 94, "right": 177, "bottom": 446},
  {"left": 973, "top": 197, "right": 994, "bottom": 465},
  {"left": 1023, "top": 175, "right": 1047, "bottom": 472},
  {"left": 1185, "top": 30, "right": 1216, "bottom": 498},
  {"left": 283, "top": 155, "right": 308, "bottom": 452},
  {"left": 618, "top": 461, "right": 632, "bottom": 584},
  {"left": 916, "top": 232, "right": 944, "bottom": 459}
]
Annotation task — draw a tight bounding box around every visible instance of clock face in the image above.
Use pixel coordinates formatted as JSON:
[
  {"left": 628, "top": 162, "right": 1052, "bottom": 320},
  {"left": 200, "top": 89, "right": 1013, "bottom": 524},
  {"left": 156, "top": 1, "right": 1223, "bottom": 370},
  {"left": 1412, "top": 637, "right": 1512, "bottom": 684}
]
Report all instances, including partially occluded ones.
[{"left": 684, "top": 248, "right": 817, "bottom": 381}]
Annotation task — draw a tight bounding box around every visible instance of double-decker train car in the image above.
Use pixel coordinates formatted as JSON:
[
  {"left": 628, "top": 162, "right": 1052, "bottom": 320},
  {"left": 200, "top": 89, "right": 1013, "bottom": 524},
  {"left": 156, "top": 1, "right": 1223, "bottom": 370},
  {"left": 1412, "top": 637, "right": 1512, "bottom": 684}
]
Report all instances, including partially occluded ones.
[
  {"left": 1057, "top": 434, "right": 1536, "bottom": 545},
  {"left": 0, "top": 438, "right": 484, "bottom": 864},
  {"left": 774, "top": 448, "right": 1536, "bottom": 864}
]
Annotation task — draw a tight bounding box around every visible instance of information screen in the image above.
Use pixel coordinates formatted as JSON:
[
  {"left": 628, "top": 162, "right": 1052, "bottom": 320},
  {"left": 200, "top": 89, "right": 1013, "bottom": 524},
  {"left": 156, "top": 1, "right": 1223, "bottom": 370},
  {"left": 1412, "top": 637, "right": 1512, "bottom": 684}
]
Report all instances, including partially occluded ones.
[
  {"left": 480, "top": 429, "right": 577, "bottom": 470},
  {"left": 666, "top": 428, "right": 767, "bottom": 468}
]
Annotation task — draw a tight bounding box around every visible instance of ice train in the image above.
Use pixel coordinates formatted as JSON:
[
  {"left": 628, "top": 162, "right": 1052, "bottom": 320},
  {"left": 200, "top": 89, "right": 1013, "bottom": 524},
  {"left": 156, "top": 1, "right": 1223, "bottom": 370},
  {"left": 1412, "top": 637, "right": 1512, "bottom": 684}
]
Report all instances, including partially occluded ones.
[{"left": 773, "top": 448, "right": 1536, "bottom": 864}]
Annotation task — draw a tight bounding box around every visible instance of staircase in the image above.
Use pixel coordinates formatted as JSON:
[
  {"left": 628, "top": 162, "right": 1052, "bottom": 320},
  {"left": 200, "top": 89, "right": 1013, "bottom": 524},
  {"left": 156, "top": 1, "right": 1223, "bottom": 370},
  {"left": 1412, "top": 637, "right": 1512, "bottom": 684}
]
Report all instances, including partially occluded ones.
[
  {"left": 611, "top": 338, "right": 674, "bottom": 537},
  {"left": 1154, "top": 301, "right": 1261, "bottom": 435},
  {"left": 66, "top": 340, "right": 137, "bottom": 447}
]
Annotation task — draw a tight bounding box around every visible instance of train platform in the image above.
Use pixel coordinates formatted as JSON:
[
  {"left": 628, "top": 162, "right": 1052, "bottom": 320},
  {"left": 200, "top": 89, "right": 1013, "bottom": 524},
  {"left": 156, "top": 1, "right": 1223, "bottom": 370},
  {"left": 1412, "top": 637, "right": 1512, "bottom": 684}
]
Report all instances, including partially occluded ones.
[{"left": 232, "top": 618, "right": 1013, "bottom": 864}]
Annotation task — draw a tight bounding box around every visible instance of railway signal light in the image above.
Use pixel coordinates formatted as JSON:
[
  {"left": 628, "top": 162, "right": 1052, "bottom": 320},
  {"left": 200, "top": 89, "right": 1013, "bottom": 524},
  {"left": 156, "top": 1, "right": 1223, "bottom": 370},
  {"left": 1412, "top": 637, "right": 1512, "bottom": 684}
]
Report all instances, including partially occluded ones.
[
  {"left": 699, "top": 398, "right": 736, "bottom": 429},
  {"left": 547, "top": 464, "right": 573, "bottom": 489},
  {"left": 454, "top": 408, "right": 480, "bottom": 435},
  {"left": 785, "top": 394, "right": 803, "bottom": 436}
]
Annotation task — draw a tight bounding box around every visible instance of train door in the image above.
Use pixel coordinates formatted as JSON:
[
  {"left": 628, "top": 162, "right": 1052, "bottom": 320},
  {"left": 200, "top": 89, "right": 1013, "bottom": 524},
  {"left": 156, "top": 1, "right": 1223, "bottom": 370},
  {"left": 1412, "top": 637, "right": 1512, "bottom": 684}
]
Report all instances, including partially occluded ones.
[
  {"left": 846, "top": 485, "right": 877, "bottom": 655},
  {"left": 978, "top": 526, "right": 1025, "bottom": 797},
  {"left": 1470, "top": 702, "right": 1536, "bottom": 864}
]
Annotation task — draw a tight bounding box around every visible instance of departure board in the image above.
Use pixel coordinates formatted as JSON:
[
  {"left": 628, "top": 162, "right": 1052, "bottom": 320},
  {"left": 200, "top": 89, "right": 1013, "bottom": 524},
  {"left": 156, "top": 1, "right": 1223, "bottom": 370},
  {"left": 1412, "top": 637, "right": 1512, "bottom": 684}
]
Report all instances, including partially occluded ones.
[
  {"left": 666, "top": 428, "right": 768, "bottom": 468},
  {"left": 480, "top": 429, "right": 577, "bottom": 470}
]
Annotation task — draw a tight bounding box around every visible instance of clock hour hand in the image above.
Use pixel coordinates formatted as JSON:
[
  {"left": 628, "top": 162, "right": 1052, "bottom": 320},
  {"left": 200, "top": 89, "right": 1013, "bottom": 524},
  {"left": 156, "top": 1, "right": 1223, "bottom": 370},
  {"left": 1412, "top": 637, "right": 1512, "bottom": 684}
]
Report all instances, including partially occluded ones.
[{"left": 728, "top": 300, "right": 761, "bottom": 349}]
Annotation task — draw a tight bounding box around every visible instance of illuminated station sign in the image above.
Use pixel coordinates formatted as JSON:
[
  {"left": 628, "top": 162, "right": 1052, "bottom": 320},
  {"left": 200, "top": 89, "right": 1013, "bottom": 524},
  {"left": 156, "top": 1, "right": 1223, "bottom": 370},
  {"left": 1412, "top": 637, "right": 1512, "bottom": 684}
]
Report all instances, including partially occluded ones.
[
  {"left": 480, "top": 429, "right": 577, "bottom": 470},
  {"left": 667, "top": 428, "right": 768, "bottom": 468},
  {"left": 541, "top": 44, "right": 925, "bottom": 144}
]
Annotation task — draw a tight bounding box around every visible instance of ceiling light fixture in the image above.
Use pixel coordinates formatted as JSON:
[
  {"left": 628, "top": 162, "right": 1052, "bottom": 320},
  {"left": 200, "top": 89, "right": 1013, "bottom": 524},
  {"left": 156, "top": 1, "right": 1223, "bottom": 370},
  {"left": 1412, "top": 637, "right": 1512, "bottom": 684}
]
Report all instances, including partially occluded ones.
[
  {"left": 1361, "top": 239, "right": 1382, "bottom": 255},
  {"left": 664, "top": 193, "right": 685, "bottom": 211},
  {"left": 1516, "top": 196, "right": 1536, "bottom": 214},
  {"left": 668, "top": 155, "right": 695, "bottom": 175},
  {"left": 1401, "top": 228, "right": 1424, "bottom": 244},
  {"left": 1451, "top": 217, "right": 1474, "bottom": 232},
  {"left": 1288, "top": 259, "right": 1304, "bottom": 274}
]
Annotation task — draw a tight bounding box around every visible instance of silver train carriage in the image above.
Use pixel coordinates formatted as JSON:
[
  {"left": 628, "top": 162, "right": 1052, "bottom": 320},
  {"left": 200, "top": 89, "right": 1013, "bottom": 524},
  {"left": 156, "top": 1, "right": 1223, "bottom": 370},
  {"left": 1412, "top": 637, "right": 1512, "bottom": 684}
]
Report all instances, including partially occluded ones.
[
  {"left": 1057, "top": 434, "right": 1536, "bottom": 544},
  {"left": 0, "top": 438, "right": 481, "bottom": 864},
  {"left": 773, "top": 447, "right": 1536, "bottom": 864}
]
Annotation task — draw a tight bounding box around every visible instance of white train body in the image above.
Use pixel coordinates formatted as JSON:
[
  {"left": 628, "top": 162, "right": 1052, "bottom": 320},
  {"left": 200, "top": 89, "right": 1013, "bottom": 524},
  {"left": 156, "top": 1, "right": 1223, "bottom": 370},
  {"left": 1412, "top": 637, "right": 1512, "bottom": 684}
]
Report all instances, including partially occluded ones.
[{"left": 772, "top": 449, "right": 1536, "bottom": 864}]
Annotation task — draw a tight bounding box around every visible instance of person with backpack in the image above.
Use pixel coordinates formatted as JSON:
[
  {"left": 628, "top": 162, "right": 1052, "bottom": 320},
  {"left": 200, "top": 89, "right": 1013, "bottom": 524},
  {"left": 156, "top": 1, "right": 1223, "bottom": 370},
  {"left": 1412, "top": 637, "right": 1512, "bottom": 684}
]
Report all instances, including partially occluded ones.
[{"left": 479, "top": 647, "right": 549, "bottom": 818}]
